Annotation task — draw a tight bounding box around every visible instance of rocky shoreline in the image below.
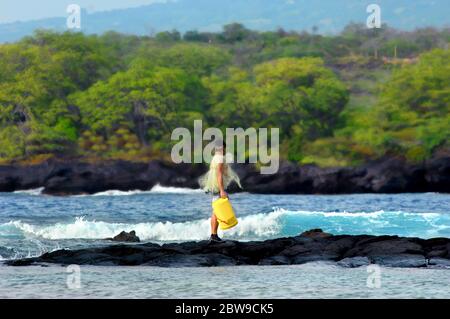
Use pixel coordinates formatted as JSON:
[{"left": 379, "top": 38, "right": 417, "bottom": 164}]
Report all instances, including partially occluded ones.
[
  {"left": 6, "top": 230, "right": 450, "bottom": 268},
  {"left": 0, "top": 150, "right": 449, "bottom": 195}
]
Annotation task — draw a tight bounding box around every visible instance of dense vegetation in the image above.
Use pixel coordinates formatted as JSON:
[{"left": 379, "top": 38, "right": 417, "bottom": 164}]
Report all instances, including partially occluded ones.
[{"left": 0, "top": 24, "right": 448, "bottom": 166}]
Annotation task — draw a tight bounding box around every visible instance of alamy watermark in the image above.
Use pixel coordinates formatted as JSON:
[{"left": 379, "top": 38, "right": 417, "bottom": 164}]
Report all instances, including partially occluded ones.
[
  {"left": 366, "top": 264, "right": 382, "bottom": 289},
  {"left": 67, "top": 4, "right": 81, "bottom": 29},
  {"left": 171, "top": 120, "right": 279, "bottom": 175},
  {"left": 367, "top": 4, "right": 382, "bottom": 29},
  {"left": 66, "top": 264, "right": 81, "bottom": 289}
]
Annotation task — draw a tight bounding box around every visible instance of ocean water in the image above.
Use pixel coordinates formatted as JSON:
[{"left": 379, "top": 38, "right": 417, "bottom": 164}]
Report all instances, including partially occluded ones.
[
  {"left": 0, "top": 187, "right": 449, "bottom": 298},
  {"left": 1, "top": 263, "right": 450, "bottom": 299}
]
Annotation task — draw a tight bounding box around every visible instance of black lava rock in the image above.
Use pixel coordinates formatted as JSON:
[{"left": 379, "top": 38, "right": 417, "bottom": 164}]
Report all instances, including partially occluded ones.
[
  {"left": 6, "top": 229, "right": 450, "bottom": 268},
  {"left": 106, "top": 231, "right": 141, "bottom": 243},
  {"left": 1, "top": 150, "right": 449, "bottom": 195}
]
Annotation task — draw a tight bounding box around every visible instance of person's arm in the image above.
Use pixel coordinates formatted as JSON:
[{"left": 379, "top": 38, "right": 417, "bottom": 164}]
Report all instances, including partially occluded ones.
[{"left": 217, "top": 163, "right": 228, "bottom": 198}]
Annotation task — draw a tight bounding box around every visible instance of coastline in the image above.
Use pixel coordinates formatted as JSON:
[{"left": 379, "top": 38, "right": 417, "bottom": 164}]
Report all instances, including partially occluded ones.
[
  {"left": 6, "top": 229, "right": 450, "bottom": 269},
  {"left": 0, "top": 151, "right": 449, "bottom": 196}
]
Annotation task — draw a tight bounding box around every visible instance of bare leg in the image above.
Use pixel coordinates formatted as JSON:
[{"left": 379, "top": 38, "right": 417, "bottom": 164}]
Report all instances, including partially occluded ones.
[{"left": 211, "top": 213, "right": 219, "bottom": 235}]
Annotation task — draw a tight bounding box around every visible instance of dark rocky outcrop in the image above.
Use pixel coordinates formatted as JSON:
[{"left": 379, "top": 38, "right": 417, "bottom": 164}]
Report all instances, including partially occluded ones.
[
  {"left": 300, "top": 229, "right": 333, "bottom": 239},
  {"left": 0, "top": 159, "right": 204, "bottom": 195},
  {"left": 106, "top": 231, "right": 140, "bottom": 243},
  {"left": 6, "top": 230, "right": 450, "bottom": 268},
  {"left": 230, "top": 150, "right": 450, "bottom": 194},
  {"left": 0, "top": 150, "right": 449, "bottom": 195}
]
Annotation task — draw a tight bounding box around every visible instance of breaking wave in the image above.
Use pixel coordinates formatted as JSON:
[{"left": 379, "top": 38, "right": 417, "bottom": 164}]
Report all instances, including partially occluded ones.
[{"left": 0, "top": 209, "right": 449, "bottom": 242}]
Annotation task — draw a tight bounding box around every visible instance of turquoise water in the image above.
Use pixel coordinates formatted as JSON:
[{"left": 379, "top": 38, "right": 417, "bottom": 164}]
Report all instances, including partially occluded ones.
[{"left": 0, "top": 188, "right": 449, "bottom": 298}]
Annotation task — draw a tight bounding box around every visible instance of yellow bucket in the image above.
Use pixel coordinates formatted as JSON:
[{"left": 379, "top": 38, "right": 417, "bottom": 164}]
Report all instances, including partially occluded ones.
[{"left": 212, "top": 198, "right": 238, "bottom": 230}]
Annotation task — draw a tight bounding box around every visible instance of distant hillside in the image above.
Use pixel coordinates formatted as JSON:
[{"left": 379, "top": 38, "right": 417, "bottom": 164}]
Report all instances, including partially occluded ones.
[{"left": 0, "top": 0, "right": 449, "bottom": 43}]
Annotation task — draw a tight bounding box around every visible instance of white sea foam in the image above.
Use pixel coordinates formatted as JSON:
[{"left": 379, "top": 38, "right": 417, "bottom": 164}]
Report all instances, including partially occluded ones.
[
  {"left": 10, "top": 184, "right": 202, "bottom": 197},
  {"left": 89, "top": 189, "right": 149, "bottom": 196},
  {"left": 13, "top": 187, "right": 44, "bottom": 196},
  {"left": 0, "top": 210, "right": 284, "bottom": 241},
  {"left": 0, "top": 209, "right": 447, "bottom": 242},
  {"left": 79, "top": 184, "right": 203, "bottom": 196},
  {"left": 278, "top": 209, "right": 387, "bottom": 218},
  {"left": 149, "top": 184, "right": 203, "bottom": 194}
]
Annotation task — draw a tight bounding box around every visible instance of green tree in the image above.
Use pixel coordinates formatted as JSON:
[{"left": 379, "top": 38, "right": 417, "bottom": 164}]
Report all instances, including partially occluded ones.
[
  {"left": 134, "top": 43, "right": 230, "bottom": 77},
  {"left": 155, "top": 30, "right": 182, "bottom": 42},
  {"left": 352, "top": 49, "right": 450, "bottom": 160},
  {"left": 72, "top": 65, "right": 206, "bottom": 152}
]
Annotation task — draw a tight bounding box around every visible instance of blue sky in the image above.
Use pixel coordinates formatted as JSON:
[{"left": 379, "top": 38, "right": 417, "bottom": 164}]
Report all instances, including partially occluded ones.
[
  {"left": 0, "top": 0, "right": 447, "bottom": 28},
  {"left": 0, "top": 0, "right": 165, "bottom": 23}
]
